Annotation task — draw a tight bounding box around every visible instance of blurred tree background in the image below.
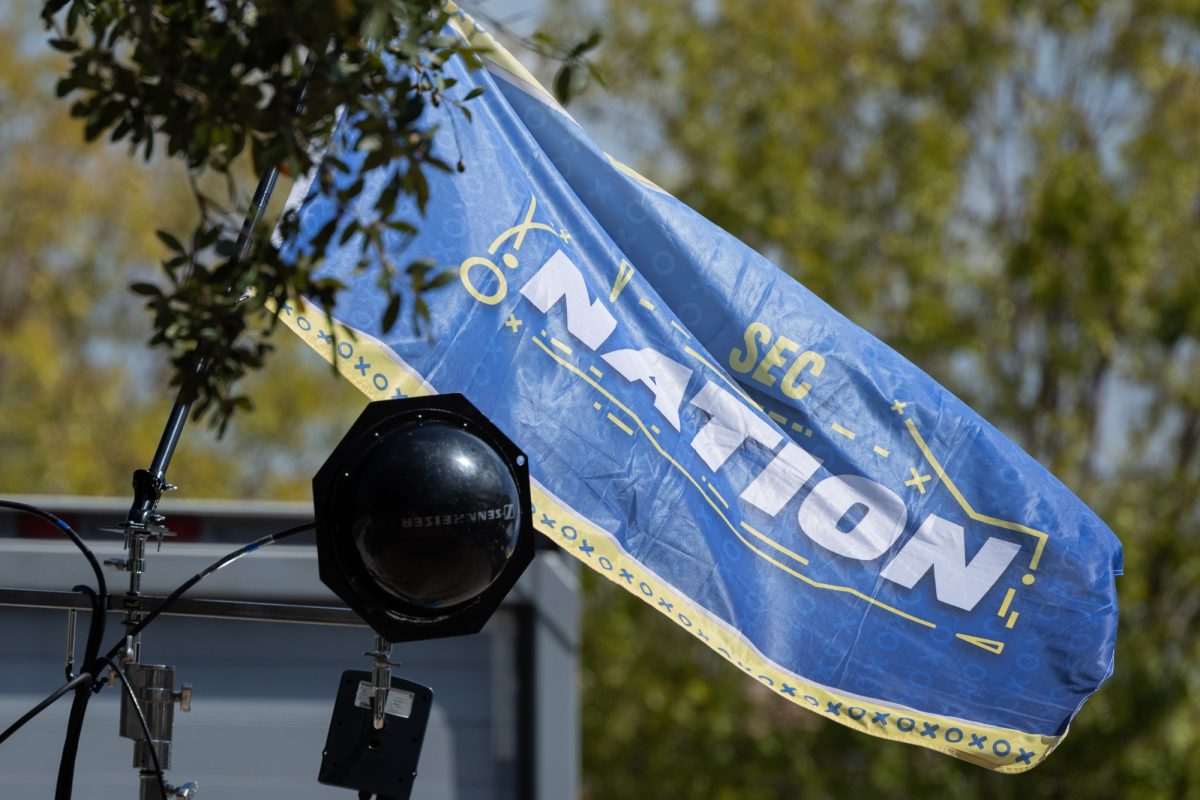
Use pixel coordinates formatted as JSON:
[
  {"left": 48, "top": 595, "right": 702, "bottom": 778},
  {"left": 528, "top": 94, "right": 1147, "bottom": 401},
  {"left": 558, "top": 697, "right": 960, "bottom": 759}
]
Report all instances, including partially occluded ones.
[
  {"left": 545, "top": 0, "right": 1200, "bottom": 797},
  {"left": 0, "top": 0, "right": 364, "bottom": 501},
  {"left": 1, "top": 0, "right": 1198, "bottom": 797}
]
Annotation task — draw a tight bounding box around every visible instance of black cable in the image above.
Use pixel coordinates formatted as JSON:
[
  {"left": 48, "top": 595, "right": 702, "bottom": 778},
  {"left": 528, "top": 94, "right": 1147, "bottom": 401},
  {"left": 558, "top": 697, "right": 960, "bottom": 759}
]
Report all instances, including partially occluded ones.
[
  {"left": 66, "top": 522, "right": 311, "bottom": 798},
  {"left": 0, "top": 502, "right": 109, "bottom": 668},
  {"left": 0, "top": 503, "right": 109, "bottom": 678},
  {"left": 0, "top": 502, "right": 107, "bottom": 603},
  {"left": 99, "top": 656, "right": 168, "bottom": 800},
  {"left": 0, "top": 501, "right": 109, "bottom": 800},
  {"left": 54, "top": 586, "right": 109, "bottom": 800},
  {"left": 0, "top": 511, "right": 312, "bottom": 797},
  {"left": 0, "top": 673, "right": 93, "bottom": 747},
  {"left": 48, "top": 590, "right": 109, "bottom": 800},
  {"left": 104, "top": 521, "right": 315, "bottom": 662},
  {"left": 72, "top": 585, "right": 107, "bottom": 694},
  {"left": 54, "top": 678, "right": 91, "bottom": 800}
]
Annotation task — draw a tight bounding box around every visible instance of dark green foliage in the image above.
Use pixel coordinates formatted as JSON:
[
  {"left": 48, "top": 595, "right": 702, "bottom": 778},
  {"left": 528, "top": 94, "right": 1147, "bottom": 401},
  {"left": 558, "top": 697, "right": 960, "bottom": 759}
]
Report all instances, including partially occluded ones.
[
  {"left": 552, "top": 0, "right": 1200, "bottom": 796},
  {"left": 40, "top": 0, "right": 600, "bottom": 432}
]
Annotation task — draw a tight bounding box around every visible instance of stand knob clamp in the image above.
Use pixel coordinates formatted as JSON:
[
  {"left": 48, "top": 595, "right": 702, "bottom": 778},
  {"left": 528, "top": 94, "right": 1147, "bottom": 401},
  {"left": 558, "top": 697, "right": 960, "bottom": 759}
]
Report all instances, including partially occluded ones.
[{"left": 175, "top": 684, "right": 192, "bottom": 713}]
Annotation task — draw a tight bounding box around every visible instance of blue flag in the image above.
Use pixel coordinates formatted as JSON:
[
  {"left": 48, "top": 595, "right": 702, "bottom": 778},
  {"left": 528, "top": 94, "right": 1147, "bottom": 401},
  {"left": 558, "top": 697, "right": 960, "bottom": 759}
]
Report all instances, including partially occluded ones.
[{"left": 279, "top": 16, "right": 1121, "bottom": 772}]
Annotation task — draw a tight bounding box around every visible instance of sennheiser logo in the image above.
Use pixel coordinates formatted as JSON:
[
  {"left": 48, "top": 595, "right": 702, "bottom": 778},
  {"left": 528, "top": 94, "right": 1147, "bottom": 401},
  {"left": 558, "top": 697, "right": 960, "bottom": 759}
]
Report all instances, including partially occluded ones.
[{"left": 399, "top": 504, "right": 517, "bottom": 528}]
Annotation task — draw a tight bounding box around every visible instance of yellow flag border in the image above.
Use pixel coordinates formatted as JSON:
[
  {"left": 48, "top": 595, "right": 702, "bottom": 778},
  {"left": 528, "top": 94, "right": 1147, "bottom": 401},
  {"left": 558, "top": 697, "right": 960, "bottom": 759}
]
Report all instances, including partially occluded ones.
[{"left": 274, "top": 299, "right": 1063, "bottom": 773}]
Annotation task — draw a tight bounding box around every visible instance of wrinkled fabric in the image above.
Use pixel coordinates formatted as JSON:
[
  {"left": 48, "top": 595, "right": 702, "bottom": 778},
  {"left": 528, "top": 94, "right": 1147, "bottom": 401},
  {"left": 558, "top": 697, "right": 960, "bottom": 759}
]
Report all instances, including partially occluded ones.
[{"left": 278, "top": 19, "right": 1121, "bottom": 772}]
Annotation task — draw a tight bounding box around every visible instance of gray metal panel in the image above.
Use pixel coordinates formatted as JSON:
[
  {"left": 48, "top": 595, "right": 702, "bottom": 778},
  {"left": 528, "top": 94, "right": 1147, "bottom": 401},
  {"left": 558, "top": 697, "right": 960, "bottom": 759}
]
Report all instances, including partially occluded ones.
[
  {"left": 529, "top": 554, "right": 581, "bottom": 800},
  {"left": 0, "top": 608, "right": 508, "bottom": 799},
  {"left": 0, "top": 497, "right": 579, "bottom": 800}
]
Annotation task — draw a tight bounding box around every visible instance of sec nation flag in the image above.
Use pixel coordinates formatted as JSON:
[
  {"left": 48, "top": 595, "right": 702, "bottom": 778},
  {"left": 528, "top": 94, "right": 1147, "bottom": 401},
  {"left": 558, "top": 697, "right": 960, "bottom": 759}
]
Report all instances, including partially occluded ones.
[{"left": 277, "top": 14, "right": 1122, "bottom": 772}]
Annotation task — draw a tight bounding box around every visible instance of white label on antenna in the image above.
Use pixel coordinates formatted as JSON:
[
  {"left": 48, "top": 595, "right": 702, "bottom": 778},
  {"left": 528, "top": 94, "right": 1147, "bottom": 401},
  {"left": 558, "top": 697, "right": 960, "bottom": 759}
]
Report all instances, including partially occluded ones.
[{"left": 354, "top": 682, "right": 415, "bottom": 719}]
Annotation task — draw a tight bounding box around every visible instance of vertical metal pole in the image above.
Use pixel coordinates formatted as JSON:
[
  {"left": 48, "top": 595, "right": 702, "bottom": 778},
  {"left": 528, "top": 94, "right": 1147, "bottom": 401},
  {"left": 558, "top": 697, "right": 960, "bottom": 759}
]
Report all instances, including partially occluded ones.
[
  {"left": 371, "top": 635, "right": 391, "bottom": 731},
  {"left": 110, "top": 163, "right": 283, "bottom": 800},
  {"left": 120, "top": 164, "right": 281, "bottom": 659},
  {"left": 63, "top": 609, "right": 77, "bottom": 679},
  {"left": 238, "top": 166, "right": 280, "bottom": 262}
]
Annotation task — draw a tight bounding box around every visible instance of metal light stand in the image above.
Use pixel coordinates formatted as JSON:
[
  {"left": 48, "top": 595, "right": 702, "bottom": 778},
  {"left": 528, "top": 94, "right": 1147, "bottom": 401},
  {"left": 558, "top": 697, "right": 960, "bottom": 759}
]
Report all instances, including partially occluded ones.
[
  {"left": 94, "top": 166, "right": 282, "bottom": 800},
  {"left": 100, "top": 442, "right": 194, "bottom": 800}
]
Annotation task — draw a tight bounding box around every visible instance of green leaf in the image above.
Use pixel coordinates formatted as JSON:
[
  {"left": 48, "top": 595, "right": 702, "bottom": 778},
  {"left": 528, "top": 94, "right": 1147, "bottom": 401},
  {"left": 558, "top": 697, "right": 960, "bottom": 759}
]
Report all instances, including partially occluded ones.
[
  {"left": 424, "top": 269, "right": 456, "bottom": 290},
  {"left": 381, "top": 293, "right": 401, "bottom": 333},
  {"left": 215, "top": 238, "right": 241, "bottom": 257},
  {"left": 41, "top": 0, "right": 70, "bottom": 17},
  {"left": 130, "top": 282, "right": 162, "bottom": 297},
  {"left": 570, "top": 31, "right": 602, "bottom": 57},
  {"left": 65, "top": 2, "right": 81, "bottom": 33},
  {"left": 412, "top": 296, "right": 430, "bottom": 333},
  {"left": 554, "top": 65, "right": 574, "bottom": 105},
  {"left": 406, "top": 258, "right": 436, "bottom": 278},
  {"left": 195, "top": 225, "right": 222, "bottom": 250},
  {"left": 587, "top": 62, "right": 608, "bottom": 89},
  {"left": 156, "top": 230, "right": 185, "bottom": 253},
  {"left": 338, "top": 220, "right": 361, "bottom": 246}
]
